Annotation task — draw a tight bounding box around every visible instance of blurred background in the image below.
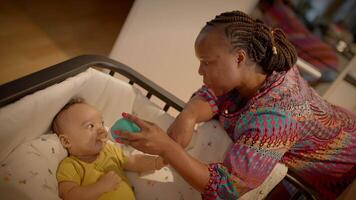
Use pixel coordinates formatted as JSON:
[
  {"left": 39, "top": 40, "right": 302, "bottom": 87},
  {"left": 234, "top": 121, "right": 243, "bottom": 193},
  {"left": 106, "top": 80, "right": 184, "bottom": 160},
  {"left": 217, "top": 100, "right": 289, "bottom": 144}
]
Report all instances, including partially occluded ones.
[
  {"left": 0, "top": 0, "right": 355, "bottom": 111},
  {"left": 0, "top": 0, "right": 133, "bottom": 84}
]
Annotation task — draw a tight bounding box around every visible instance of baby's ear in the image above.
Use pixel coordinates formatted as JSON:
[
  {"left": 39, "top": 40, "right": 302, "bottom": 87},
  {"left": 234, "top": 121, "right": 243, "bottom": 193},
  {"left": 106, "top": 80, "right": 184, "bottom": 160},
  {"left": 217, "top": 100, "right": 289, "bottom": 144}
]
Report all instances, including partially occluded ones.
[{"left": 59, "top": 135, "right": 71, "bottom": 148}]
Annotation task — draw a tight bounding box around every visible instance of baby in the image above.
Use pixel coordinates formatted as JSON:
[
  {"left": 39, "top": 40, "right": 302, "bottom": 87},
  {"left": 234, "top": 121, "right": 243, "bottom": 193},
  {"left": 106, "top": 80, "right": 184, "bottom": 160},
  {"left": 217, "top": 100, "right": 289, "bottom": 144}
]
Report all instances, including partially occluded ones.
[{"left": 53, "top": 98, "right": 165, "bottom": 200}]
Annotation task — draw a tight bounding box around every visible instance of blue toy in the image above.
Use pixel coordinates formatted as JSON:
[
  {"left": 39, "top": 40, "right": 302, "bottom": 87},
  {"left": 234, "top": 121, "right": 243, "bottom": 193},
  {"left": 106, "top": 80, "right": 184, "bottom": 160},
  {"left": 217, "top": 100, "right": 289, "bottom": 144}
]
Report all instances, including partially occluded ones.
[{"left": 110, "top": 118, "right": 141, "bottom": 141}]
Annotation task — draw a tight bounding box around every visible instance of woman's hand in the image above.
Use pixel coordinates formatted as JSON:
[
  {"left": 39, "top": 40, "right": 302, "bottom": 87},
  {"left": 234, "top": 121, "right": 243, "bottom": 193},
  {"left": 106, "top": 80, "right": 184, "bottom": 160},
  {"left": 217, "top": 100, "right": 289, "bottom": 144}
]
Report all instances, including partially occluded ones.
[
  {"left": 167, "top": 112, "right": 196, "bottom": 148},
  {"left": 115, "top": 113, "right": 210, "bottom": 193},
  {"left": 115, "top": 113, "right": 175, "bottom": 157}
]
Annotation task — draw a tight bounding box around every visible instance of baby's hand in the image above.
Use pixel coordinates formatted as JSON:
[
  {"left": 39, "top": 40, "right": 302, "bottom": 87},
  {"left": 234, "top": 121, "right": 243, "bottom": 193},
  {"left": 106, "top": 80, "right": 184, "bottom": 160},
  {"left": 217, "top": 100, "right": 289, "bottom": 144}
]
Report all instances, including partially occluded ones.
[{"left": 98, "top": 171, "right": 122, "bottom": 193}]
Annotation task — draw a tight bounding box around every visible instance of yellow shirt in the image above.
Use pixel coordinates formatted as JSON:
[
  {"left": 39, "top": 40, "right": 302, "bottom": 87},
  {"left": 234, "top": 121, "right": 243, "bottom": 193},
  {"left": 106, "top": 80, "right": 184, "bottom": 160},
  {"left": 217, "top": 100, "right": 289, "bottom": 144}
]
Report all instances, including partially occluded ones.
[{"left": 56, "top": 142, "right": 135, "bottom": 200}]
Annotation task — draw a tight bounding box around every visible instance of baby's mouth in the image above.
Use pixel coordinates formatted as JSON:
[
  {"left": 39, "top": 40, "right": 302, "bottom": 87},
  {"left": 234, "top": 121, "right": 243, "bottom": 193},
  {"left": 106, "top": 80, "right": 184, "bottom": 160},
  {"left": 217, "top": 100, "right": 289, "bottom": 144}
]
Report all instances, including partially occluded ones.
[{"left": 99, "top": 136, "right": 108, "bottom": 143}]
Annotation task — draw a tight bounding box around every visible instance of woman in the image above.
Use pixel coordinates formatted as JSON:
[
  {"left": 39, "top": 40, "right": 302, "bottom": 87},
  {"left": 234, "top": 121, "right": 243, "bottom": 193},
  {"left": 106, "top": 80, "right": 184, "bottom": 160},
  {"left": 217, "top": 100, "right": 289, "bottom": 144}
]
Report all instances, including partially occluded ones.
[{"left": 117, "top": 10, "right": 356, "bottom": 200}]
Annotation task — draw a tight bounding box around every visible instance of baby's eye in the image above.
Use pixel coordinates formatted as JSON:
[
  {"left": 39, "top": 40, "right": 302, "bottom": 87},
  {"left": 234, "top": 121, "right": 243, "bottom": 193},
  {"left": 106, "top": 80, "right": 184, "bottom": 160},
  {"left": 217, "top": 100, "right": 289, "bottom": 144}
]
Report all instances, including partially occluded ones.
[
  {"left": 87, "top": 123, "right": 94, "bottom": 129},
  {"left": 101, "top": 121, "right": 104, "bottom": 126}
]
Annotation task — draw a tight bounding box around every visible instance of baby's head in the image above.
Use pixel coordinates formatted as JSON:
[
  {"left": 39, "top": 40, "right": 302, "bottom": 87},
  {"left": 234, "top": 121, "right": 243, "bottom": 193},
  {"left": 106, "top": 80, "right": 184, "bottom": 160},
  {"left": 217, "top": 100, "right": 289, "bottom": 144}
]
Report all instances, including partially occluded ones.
[{"left": 52, "top": 98, "right": 108, "bottom": 158}]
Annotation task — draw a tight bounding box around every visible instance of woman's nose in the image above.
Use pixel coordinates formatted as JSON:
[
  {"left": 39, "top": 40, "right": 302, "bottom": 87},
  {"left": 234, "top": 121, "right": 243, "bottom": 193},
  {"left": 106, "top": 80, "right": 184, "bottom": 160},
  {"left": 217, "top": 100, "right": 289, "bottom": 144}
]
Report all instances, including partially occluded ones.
[{"left": 198, "top": 64, "right": 204, "bottom": 76}]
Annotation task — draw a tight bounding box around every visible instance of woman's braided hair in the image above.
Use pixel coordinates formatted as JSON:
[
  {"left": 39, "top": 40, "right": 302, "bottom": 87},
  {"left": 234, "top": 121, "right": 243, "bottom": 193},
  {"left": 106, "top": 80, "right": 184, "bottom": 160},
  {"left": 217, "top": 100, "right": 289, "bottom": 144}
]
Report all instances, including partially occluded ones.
[{"left": 205, "top": 10, "right": 297, "bottom": 74}]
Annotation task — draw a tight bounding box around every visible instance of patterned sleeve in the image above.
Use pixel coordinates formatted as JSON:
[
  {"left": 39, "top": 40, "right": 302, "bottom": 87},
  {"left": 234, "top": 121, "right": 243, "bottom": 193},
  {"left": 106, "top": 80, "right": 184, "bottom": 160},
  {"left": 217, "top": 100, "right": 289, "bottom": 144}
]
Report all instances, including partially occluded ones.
[
  {"left": 194, "top": 85, "right": 219, "bottom": 115},
  {"left": 202, "top": 108, "right": 299, "bottom": 199}
]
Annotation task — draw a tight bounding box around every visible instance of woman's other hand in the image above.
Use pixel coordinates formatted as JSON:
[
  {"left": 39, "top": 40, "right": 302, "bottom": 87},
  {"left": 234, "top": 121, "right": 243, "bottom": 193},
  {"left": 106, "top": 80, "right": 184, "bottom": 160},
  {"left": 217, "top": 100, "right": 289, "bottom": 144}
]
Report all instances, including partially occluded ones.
[
  {"left": 167, "top": 112, "right": 196, "bottom": 148},
  {"left": 168, "top": 95, "right": 214, "bottom": 148}
]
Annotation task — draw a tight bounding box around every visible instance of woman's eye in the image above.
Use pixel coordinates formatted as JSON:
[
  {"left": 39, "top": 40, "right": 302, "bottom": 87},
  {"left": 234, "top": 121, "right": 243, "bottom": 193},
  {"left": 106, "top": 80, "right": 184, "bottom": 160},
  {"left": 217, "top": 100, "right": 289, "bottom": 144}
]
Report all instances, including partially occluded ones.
[{"left": 200, "top": 60, "right": 209, "bottom": 66}]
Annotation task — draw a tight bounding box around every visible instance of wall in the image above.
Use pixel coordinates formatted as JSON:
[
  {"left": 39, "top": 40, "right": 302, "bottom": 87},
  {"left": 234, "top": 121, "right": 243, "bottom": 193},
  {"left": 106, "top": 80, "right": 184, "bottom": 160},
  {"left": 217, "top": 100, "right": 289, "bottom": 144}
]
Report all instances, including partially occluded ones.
[
  {"left": 110, "top": 0, "right": 259, "bottom": 102},
  {"left": 323, "top": 56, "right": 356, "bottom": 112}
]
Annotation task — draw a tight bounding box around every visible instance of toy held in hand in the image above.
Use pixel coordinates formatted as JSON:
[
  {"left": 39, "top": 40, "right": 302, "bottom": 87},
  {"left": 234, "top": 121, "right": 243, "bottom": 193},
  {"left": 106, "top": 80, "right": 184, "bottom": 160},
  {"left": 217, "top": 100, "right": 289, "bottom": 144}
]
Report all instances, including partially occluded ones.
[{"left": 110, "top": 118, "right": 141, "bottom": 141}]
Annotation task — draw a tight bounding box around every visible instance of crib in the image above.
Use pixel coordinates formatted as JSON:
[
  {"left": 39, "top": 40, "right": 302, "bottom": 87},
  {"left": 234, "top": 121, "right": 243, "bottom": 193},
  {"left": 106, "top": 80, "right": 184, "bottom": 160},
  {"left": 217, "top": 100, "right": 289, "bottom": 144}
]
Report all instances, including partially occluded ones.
[{"left": 0, "top": 55, "right": 317, "bottom": 200}]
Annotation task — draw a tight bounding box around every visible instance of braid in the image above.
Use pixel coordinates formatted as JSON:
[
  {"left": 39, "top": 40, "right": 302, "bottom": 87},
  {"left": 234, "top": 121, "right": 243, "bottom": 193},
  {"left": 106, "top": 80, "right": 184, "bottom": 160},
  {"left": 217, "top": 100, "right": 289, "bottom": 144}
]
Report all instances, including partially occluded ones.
[{"left": 205, "top": 10, "right": 297, "bottom": 73}]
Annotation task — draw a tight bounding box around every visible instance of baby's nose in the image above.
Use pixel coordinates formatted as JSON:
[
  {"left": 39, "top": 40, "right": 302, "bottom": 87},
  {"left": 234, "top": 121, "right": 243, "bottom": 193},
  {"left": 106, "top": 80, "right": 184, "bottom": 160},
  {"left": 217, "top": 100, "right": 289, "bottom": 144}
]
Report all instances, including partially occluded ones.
[
  {"left": 97, "top": 128, "right": 108, "bottom": 141},
  {"left": 97, "top": 125, "right": 106, "bottom": 135}
]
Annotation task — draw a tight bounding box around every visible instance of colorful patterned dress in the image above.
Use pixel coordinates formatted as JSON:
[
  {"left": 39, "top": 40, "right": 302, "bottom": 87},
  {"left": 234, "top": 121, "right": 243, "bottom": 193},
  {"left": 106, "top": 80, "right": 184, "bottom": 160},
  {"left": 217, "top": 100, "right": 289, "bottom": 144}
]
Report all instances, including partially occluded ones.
[{"left": 197, "top": 67, "right": 356, "bottom": 200}]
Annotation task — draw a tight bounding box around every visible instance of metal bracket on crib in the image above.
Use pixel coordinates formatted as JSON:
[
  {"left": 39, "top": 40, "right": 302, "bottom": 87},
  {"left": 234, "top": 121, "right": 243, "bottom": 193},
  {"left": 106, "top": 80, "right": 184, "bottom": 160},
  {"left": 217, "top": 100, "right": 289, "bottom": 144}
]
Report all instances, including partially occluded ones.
[{"left": 283, "top": 172, "right": 318, "bottom": 200}]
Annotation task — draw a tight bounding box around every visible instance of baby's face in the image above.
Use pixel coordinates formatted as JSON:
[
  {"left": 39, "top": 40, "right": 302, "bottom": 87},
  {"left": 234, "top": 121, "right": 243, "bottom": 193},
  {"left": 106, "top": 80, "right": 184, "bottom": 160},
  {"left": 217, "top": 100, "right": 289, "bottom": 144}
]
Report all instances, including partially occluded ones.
[{"left": 57, "top": 103, "right": 108, "bottom": 157}]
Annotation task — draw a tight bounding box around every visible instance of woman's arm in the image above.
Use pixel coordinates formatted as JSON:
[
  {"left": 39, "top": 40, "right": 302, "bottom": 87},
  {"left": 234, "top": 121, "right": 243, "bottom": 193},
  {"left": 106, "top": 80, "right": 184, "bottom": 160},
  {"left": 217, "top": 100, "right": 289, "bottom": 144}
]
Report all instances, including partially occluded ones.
[
  {"left": 119, "top": 108, "right": 297, "bottom": 199},
  {"left": 124, "top": 154, "right": 165, "bottom": 172},
  {"left": 161, "top": 140, "right": 211, "bottom": 192}
]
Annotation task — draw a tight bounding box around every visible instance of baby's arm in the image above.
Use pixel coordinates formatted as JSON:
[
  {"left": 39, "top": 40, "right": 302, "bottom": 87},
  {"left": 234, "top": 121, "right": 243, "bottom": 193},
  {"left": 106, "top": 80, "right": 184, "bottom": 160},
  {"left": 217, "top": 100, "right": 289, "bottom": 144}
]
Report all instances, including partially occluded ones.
[
  {"left": 124, "top": 154, "right": 165, "bottom": 173},
  {"left": 58, "top": 171, "right": 121, "bottom": 200}
]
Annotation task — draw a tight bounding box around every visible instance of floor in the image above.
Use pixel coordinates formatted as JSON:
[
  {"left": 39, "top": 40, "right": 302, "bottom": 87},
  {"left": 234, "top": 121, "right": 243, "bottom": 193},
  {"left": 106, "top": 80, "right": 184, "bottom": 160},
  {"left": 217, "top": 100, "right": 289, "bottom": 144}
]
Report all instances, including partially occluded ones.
[
  {"left": 1, "top": 0, "right": 354, "bottom": 111},
  {"left": 0, "top": 0, "right": 133, "bottom": 85}
]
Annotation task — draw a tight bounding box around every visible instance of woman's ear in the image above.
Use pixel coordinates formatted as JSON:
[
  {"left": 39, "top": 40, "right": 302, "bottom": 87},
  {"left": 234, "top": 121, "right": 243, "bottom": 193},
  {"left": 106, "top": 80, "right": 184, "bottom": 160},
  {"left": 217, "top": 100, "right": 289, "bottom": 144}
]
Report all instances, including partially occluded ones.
[
  {"left": 235, "top": 49, "right": 247, "bottom": 66},
  {"left": 59, "top": 135, "right": 71, "bottom": 148}
]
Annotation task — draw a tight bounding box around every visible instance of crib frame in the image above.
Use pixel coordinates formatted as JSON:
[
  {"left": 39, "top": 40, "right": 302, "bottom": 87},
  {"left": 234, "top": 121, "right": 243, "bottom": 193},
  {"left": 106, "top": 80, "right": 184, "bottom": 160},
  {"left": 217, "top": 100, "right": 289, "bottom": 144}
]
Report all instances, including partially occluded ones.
[
  {"left": 0, "top": 55, "right": 317, "bottom": 200},
  {"left": 0, "top": 55, "right": 185, "bottom": 111}
]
